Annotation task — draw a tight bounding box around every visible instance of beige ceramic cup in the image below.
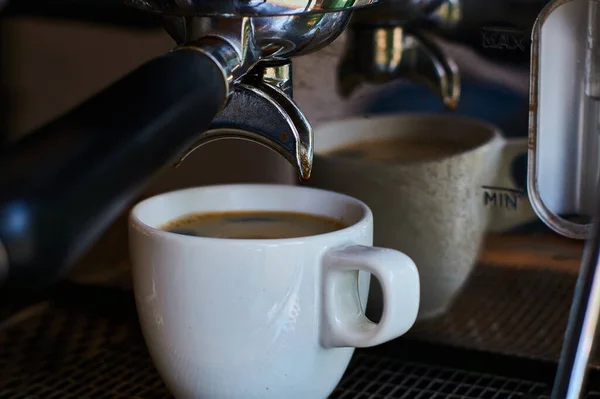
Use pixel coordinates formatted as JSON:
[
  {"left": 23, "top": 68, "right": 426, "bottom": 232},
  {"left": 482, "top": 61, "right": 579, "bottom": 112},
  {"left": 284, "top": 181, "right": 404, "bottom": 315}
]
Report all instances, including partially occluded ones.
[{"left": 307, "top": 114, "right": 537, "bottom": 320}]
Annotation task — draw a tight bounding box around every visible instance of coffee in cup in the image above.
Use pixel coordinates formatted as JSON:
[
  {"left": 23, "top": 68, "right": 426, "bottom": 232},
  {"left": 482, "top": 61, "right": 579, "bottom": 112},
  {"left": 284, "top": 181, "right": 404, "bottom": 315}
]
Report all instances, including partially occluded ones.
[
  {"left": 162, "top": 210, "right": 347, "bottom": 239},
  {"left": 307, "top": 114, "right": 537, "bottom": 320},
  {"left": 327, "top": 136, "right": 468, "bottom": 164}
]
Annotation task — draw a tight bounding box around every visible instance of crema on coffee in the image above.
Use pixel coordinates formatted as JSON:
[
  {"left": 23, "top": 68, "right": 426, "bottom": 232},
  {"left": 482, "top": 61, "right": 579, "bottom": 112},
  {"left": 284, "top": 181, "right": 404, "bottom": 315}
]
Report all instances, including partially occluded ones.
[
  {"left": 327, "top": 136, "right": 467, "bottom": 163},
  {"left": 161, "top": 211, "right": 347, "bottom": 239}
]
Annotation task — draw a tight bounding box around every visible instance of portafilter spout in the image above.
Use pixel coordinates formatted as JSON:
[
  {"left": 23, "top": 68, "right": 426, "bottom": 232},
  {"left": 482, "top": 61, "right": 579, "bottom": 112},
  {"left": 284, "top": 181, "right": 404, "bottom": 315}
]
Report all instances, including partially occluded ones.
[
  {"left": 338, "top": 0, "right": 462, "bottom": 109},
  {"left": 153, "top": 12, "right": 361, "bottom": 180},
  {"left": 0, "top": 1, "right": 377, "bottom": 297}
]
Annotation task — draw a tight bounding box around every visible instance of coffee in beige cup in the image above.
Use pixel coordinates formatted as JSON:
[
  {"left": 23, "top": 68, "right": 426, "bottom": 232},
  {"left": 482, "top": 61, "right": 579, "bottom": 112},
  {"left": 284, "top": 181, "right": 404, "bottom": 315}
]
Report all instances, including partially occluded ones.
[{"left": 306, "top": 114, "right": 537, "bottom": 320}]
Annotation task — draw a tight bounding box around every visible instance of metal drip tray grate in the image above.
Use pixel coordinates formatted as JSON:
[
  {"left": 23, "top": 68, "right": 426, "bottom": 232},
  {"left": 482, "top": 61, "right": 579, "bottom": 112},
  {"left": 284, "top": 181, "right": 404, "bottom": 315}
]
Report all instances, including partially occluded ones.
[
  {"left": 0, "top": 291, "right": 170, "bottom": 399},
  {"left": 408, "top": 262, "right": 583, "bottom": 363},
  {"left": 333, "top": 354, "right": 600, "bottom": 399},
  {"left": 336, "top": 357, "right": 547, "bottom": 399},
  {"left": 0, "top": 231, "right": 593, "bottom": 398},
  {"left": 0, "top": 284, "right": 599, "bottom": 399}
]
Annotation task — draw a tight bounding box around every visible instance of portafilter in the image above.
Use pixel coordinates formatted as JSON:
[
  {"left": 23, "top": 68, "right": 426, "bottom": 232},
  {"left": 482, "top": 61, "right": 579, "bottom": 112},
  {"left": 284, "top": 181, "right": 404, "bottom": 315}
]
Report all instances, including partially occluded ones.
[{"left": 0, "top": 0, "right": 385, "bottom": 299}]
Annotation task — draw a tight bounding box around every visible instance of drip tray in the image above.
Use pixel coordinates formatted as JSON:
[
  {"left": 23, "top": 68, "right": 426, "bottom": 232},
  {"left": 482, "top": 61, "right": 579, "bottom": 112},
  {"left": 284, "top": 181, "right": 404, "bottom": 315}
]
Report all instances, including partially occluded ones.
[
  {"left": 1, "top": 283, "right": 600, "bottom": 399},
  {"left": 337, "top": 355, "right": 561, "bottom": 399},
  {"left": 408, "top": 262, "right": 581, "bottom": 363}
]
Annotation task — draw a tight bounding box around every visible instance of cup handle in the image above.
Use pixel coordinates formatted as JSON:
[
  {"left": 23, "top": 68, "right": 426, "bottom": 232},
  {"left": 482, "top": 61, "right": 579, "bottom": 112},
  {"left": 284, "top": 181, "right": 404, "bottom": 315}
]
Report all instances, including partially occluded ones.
[
  {"left": 320, "top": 245, "right": 420, "bottom": 348},
  {"left": 486, "top": 138, "right": 538, "bottom": 233}
]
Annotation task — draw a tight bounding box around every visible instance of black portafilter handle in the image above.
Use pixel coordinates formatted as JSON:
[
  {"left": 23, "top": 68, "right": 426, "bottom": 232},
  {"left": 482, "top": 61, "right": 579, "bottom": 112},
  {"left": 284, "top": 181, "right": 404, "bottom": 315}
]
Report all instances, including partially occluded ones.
[{"left": 0, "top": 48, "right": 228, "bottom": 299}]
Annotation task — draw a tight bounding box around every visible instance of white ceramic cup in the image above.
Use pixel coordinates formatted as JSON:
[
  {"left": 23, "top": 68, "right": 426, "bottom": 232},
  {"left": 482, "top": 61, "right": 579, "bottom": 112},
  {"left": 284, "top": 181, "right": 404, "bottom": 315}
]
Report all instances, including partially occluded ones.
[
  {"left": 307, "top": 114, "right": 537, "bottom": 321},
  {"left": 129, "top": 184, "right": 420, "bottom": 399}
]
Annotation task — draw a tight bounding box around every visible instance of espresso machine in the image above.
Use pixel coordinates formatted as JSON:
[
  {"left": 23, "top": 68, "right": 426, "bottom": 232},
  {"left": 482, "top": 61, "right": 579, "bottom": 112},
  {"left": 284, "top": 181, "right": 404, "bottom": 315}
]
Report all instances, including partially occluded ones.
[
  {"left": 1, "top": 0, "right": 600, "bottom": 398},
  {"left": 0, "top": 0, "right": 365, "bottom": 297}
]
